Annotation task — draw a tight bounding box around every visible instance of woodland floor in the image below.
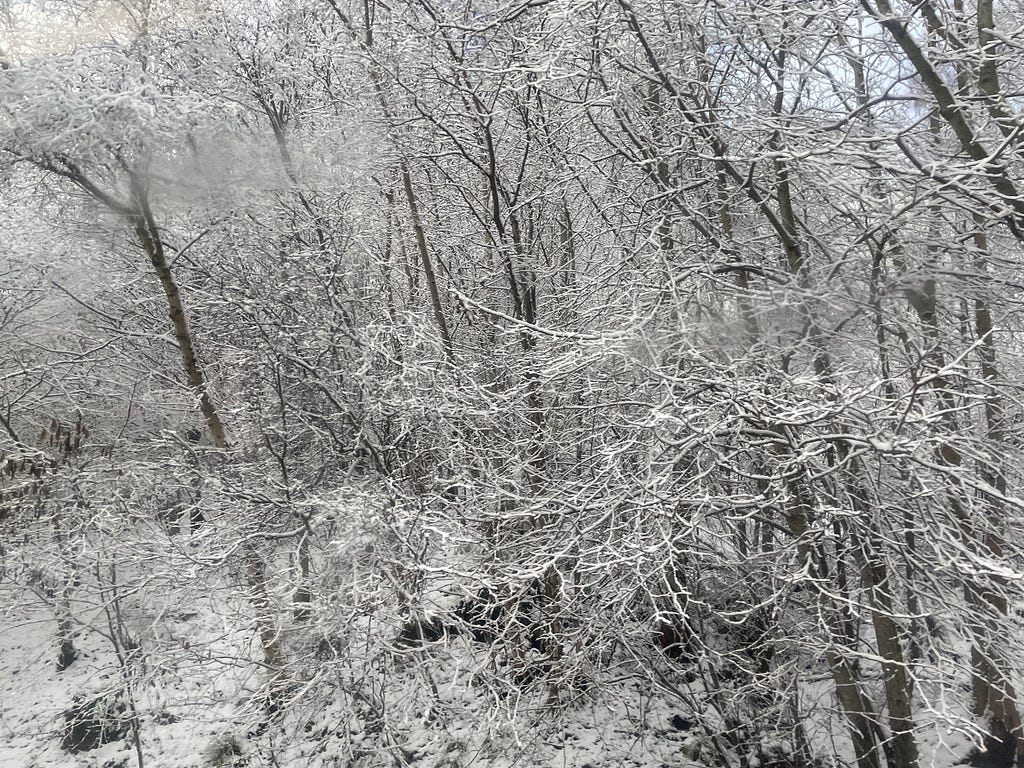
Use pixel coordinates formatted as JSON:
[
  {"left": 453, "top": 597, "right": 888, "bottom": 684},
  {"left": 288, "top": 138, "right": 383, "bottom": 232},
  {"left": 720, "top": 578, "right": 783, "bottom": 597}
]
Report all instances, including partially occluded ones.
[{"left": 0, "top": 574, "right": 985, "bottom": 768}]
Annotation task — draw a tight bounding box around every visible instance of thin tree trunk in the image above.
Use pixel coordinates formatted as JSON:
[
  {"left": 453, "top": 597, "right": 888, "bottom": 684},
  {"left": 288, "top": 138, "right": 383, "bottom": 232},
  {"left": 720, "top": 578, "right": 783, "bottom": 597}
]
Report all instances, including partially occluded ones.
[
  {"left": 248, "top": 552, "right": 287, "bottom": 707},
  {"left": 401, "top": 164, "right": 453, "bottom": 361},
  {"left": 968, "top": 224, "right": 1021, "bottom": 748},
  {"left": 850, "top": 489, "right": 920, "bottom": 768},
  {"left": 129, "top": 175, "right": 228, "bottom": 450},
  {"left": 51, "top": 512, "right": 78, "bottom": 671}
]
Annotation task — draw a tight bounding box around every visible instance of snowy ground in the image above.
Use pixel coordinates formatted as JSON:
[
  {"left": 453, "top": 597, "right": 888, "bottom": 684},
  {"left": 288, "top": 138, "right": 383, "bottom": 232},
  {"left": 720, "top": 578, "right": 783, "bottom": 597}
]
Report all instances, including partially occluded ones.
[
  {"left": 0, "top": 577, "right": 257, "bottom": 768},
  {"left": 0, "top": 592, "right": 700, "bottom": 768},
  {"left": 0, "top": 568, "right": 988, "bottom": 768}
]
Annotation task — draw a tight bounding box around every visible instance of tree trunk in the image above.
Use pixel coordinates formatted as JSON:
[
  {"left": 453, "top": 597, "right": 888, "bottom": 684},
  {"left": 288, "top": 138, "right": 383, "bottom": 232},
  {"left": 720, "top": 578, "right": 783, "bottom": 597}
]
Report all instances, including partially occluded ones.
[
  {"left": 401, "top": 164, "right": 453, "bottom": 361},
  {"left": 129, "top": 177, "right": 228, "bottom": 449}
]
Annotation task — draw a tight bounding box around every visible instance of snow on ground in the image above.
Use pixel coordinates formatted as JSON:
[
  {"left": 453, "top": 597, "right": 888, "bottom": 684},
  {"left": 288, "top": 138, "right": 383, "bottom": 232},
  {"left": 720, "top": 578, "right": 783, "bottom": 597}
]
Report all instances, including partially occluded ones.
[
  {"left": 0, "top": 556, "right": 992, "bottom": 768},
  {"left": 0, "top": 575, "right": 713, "bottom": 768},
  {"left": 0, "top": 576, "right": 256, "bottom": 768}
]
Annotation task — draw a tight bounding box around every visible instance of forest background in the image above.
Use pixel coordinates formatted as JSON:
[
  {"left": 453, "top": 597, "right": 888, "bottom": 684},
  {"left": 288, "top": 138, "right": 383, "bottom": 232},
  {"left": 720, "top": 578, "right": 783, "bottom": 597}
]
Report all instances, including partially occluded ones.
[{"left": 3, "top": 0, "right": 1024, "bottom": 767}]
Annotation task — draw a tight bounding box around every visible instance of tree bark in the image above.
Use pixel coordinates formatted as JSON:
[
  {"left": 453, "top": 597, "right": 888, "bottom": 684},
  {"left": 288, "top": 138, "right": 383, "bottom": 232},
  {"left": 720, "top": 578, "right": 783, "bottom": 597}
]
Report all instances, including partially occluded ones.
[
  {"left": 129, "top": 182, "right": 228, "bottom": 449},
  {"left": 400, "top": 164, "right": 453, "bottom": 360}
]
